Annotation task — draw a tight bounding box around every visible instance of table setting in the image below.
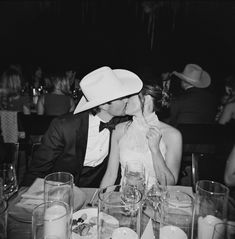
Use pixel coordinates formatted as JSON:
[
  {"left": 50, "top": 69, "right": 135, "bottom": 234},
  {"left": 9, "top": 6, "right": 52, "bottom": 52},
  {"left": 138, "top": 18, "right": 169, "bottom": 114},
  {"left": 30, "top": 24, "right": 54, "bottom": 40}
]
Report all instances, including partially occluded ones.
[{"left": 1, "top": 167, "right": 235, "bottom": 239}]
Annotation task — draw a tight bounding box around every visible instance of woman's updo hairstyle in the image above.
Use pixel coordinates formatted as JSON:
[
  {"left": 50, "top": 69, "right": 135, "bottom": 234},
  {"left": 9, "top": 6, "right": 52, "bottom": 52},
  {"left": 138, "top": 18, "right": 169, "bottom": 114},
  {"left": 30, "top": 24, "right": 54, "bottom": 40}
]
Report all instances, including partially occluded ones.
[{"left": 138, "top": 84, "right": 164, "bottom": 113}]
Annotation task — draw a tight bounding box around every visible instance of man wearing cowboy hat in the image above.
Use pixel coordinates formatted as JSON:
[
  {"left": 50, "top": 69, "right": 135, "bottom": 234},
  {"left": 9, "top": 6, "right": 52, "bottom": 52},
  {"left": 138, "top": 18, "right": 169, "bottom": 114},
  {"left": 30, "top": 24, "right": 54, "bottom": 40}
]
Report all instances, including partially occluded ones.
[
  {"left": 22, "top": 66, "right": 143, "bottom": 187},
  {"left": 169, "top": 64, "right": 217, "bottom": 126}
]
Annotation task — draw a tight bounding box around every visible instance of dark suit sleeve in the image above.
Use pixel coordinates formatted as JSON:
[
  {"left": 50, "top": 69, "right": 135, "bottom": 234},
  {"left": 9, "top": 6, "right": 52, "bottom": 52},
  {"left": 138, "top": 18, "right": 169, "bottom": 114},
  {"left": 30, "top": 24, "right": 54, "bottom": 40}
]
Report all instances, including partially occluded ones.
[{"left": 21, "top": 117, "right": 65, "bottom": 186}]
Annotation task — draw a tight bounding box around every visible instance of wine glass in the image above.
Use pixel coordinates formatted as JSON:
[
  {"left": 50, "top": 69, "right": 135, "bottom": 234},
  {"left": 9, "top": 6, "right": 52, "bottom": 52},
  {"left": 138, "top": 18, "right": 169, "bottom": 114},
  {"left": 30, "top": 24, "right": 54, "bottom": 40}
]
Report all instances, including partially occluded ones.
[
  {"left": 0, "top": 163, "right": 18, "bottom": 200},
  {"left": 122, "top": 160, "right": 146, "bottom": 198},
  {"left": 146, "top": 179, "right": 167, "bottom": 221}
]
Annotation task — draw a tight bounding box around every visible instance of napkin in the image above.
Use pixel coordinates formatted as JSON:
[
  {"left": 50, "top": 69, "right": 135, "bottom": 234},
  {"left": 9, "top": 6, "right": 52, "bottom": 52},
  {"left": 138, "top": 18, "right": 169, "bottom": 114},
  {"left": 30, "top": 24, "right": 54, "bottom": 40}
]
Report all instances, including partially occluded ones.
[
  {"left": 21, "top": 178, "right": 45, "bottom": 200},
  {"left": 17, "top": 178, "right": 86, "bottom": 211},
  {"left": 141, "top": 219, "right": 155, "bottom": 239}
]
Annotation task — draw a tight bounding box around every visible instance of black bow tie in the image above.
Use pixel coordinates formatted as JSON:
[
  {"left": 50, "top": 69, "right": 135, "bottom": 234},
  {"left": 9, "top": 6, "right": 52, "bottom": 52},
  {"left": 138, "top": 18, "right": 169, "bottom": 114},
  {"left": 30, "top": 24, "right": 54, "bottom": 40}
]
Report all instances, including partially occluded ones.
[{"left": 99, "top": 120, "right": 116, "bottom": 132}]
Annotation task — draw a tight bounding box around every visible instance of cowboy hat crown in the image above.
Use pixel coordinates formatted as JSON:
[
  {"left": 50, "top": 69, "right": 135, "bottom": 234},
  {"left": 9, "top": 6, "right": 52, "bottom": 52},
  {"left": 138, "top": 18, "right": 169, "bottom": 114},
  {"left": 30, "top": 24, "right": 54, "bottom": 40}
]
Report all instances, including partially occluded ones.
[
  {"left": 74, "top": 66, "right": 143, "bottom": 114},
  {"left": 173, "top": 64, "right": 211, "bottom": 88}
]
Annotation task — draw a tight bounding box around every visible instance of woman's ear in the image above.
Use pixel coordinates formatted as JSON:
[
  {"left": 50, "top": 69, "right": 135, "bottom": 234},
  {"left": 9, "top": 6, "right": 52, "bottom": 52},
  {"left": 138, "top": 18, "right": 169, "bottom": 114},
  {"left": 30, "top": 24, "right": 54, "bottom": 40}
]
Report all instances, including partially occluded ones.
[{"left": 144, "top": 95, "right": 153, "bottom": 112}]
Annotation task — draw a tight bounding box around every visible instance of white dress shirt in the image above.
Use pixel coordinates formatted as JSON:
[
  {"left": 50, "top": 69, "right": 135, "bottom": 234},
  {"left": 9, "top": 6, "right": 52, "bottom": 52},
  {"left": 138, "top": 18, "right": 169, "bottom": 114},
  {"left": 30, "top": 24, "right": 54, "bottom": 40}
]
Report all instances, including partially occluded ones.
[{"left": 83, "top": 114, "right": 110, "bottom": 167}]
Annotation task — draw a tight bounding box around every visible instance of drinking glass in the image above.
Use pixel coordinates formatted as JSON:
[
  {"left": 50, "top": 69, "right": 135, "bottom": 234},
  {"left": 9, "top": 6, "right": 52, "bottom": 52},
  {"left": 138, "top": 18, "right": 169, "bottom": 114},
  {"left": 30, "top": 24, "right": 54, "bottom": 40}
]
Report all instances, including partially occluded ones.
[
  {"left": 0, "top": 163, "right": 18, "bottom": 200},
  {"left": 146, "top": 181, "right": 167, "bottom": 221},
  {"left": 0, "top": 200, "right": 7, "bottom": 239},
  {"left": 98, "top": 185, "right": 142, "bottom": 239},
  {"left": 32, "top": 200, "right": 71, "bottom": 239},
  {"left": 191, "top": 180, "right": 229, "bottom": 239},
  {"left": 122, "top": 161, "right": 146, "bottom": 198},
  {"left": 159, "top": 190, "right": 193, "bottom": 239},
  {"left": 212, "top": 222, "right": 235, "bottom": 239},
  {"left": 44, "top": 172, "right": 74, "bottom": 213}
]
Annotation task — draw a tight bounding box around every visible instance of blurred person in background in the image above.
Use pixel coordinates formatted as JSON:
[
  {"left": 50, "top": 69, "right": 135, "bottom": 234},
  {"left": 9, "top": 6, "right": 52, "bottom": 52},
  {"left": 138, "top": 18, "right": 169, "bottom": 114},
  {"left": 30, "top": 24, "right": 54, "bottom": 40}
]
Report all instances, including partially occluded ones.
[
  {"left": 168, "top": 64, "right": 217, "bottom": 126},
  {"left": 224, "top": 144, "right": 235, "bottom": 199},
  {"left": 0, "top": 67, "right": 30, "bottom": 114},
  {"left": 36, "top": 72, "right": 75, "bottom": 116},
  {"left": 217, "top": 75, "right": 235, "bottom": 125}
]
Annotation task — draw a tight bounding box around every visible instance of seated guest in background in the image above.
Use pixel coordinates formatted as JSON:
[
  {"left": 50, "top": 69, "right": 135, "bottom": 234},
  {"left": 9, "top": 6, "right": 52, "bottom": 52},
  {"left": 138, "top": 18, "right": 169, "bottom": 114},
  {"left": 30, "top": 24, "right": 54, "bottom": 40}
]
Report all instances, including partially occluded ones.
[
  {"left": 218, "top": 75, "right": 235, "bottom": 125},
  {"left": 0, "top": 67, "right": 30, "bottom": 114},
  {"left": 100, "top": 84, "right": 182, "bottom": 189},
  {"left": 224, "top": 144, "right": 235, "bottom": 188},
  {"left": 216, "top": 75, "right": 235, "bottom": 122},
  {"left": 22, "top": 66, "right": 143, "bottom": 187},
  {"left": 37, "top": 72, "right": 75, "bottom": 116},
  {"left": 169, "top": 64, "right": 217, "bottom": 126}
]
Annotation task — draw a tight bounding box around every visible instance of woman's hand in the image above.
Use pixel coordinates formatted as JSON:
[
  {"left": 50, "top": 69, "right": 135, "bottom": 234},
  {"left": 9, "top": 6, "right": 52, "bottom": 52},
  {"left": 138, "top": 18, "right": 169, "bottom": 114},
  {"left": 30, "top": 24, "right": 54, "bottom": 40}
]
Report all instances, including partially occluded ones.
[{"left": 146, "top": 127, "right": 162, "bottom": 151}]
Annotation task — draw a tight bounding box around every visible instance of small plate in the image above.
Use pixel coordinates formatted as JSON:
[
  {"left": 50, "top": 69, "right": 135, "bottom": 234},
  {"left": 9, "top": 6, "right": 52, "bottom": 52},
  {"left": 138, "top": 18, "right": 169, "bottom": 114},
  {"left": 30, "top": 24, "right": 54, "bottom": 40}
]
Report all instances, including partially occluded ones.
[
  {"left": 72, "top": 208, "right": 119, "bottom": 239},
  {"left": 8, "top": 186, "right": 86, "bottom": 223},
  {"left": 72, "top": 208, "right": 98, "bottom": 239}
]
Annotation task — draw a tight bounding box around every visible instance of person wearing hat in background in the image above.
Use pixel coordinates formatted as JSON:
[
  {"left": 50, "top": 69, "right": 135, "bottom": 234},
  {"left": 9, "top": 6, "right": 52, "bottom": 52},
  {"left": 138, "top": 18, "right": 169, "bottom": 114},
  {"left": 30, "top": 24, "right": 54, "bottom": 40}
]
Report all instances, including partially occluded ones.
[
  {"left": 22, "top": 66, "right": 143, "bottom": 187},
  {"left": 168, "top": 64, "right": 217, "bottom": 126}
]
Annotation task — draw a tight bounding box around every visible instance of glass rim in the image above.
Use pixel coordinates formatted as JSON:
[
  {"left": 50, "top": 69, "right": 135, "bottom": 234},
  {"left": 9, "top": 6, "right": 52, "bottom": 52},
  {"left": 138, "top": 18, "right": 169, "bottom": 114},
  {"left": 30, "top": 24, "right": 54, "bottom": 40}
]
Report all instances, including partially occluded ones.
[
  {"left": 196, "top": 180, "right": 229, "bottom": 195},
  {"left": 98, "top": 184, "right": 142, "bottom": 205},
  {"left": 165, "top": 190, "right": 193, "bottom": 208},
  {"left": 32, "top": 200, "right": 69, "bottom": 221},
  {"left": 0, "top": 200, "right": 8, "bottom": 215},
  {"left": 44, "top": 172, "right": 74, "bottom": 186}
]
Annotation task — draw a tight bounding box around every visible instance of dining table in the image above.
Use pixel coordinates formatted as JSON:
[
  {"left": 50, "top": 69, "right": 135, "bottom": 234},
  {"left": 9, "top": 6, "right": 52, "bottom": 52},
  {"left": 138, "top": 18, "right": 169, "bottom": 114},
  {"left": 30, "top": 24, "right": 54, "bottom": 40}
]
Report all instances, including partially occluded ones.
[{"left": 6, "top": 185, "right": 235, "bottom": 239}]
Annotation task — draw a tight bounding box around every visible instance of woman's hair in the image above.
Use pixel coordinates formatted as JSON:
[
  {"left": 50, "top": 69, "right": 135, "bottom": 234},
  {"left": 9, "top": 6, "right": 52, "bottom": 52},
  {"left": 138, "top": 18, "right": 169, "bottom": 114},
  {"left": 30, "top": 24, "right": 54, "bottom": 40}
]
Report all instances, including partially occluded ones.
[
  {"left": 138, "top": 84, "right": 164, "bottom": 113},
  {"left": 0, "top": 68, "right": 23, "bottom": 96},
  {"left": 225, "top": 75, "right": 235, "bottom": 91},
  {"left": 50, "top": 73, "right": 71, "bottom": 94}
]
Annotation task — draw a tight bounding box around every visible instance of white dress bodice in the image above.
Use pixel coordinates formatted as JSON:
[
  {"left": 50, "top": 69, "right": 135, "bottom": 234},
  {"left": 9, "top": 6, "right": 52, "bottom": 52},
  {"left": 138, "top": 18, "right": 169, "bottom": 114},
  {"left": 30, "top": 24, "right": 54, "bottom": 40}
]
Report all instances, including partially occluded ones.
[{"left": 119, "top": 113, "right": 166, "bottom": 189}]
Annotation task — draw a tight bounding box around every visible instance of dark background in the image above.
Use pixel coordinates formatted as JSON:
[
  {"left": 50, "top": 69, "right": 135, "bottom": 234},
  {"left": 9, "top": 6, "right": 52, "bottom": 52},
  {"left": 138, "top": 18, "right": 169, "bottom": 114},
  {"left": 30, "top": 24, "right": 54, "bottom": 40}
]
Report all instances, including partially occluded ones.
[{"left": 0, "top": 0, "right": 234, "bottom": 88}]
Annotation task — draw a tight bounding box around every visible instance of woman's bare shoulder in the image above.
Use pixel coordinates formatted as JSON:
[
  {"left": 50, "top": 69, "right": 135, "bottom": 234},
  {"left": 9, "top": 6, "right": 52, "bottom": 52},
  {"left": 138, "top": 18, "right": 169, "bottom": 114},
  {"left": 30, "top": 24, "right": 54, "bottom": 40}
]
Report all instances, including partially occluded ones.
[{"left": 158, "top": 121, "right": 182, "bottom": 139}]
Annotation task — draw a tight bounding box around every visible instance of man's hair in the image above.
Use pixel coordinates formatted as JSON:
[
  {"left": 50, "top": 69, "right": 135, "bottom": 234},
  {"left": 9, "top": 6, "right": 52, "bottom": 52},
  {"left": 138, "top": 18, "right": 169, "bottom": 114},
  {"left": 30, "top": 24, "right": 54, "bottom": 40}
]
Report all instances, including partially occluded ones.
[
  {"left": 89, "top": 100, "right": 113, "bottom": 115},
  {"left": 90, "top": 106, "right": 101, "bottom": 115}
]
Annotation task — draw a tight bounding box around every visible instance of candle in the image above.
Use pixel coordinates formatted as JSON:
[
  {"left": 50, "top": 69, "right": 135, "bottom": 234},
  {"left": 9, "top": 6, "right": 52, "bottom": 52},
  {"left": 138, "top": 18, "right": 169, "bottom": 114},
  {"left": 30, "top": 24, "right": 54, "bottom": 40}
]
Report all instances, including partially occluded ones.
[
  {"left": 44, "top": 204, "right": 67, "bottom": 239},
  {"left": 198, "top": 215, "right": 223, "bottom": 239},
  {"left": 112, "top": 227, "right": 138, "bottom": 239},
  {"left": 160, "top": 225, "right": 187, "bottom": 239}
]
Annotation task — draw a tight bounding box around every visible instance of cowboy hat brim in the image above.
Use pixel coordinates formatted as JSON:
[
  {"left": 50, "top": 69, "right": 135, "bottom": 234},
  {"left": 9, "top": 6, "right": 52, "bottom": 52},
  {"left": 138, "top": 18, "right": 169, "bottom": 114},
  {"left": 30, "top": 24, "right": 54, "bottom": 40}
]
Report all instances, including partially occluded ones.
[
  {"left": 173, "top": 71, "right": 211, "bottom": 88},
  {"left": 74, "top": 69, "right": 143, "bottom": 114}
]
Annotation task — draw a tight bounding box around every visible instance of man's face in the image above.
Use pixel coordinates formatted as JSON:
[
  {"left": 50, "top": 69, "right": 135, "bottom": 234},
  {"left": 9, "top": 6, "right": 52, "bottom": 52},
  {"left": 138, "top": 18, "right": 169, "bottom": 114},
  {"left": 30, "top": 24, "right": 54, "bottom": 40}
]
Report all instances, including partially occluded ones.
[{"left": 107, "top": 97, "right": 128, "bottom": 116}]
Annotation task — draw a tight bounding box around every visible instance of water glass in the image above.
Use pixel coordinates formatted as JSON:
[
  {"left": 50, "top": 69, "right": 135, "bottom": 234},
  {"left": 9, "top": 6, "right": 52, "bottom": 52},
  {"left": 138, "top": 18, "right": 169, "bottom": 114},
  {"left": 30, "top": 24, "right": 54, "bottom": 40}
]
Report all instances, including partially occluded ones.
[
  {"left": 0, "top": 163, "right": 18, "bottom": 200},
  {"left": 44, "top": 172, "right": 74, "bottom": 212},
  {"left": 191, "top": 180, "right": 229, "bottom": 239},
  {"left": 122, "top": 161, "right": 146, "bottom": 197},
  {"left": 32, "top": 200, "right": 71, "bottom": 239},
  {"left": 98, "top": 185, "right": 142, "bottom": 239},
  {"left": 0, "top": 200, "right": 7, "bottom": 239},
  {"left": 212, "top": 222, "right": 235, "bottom": 239},
  {"left": 159, "top": 190, "right": 193, "bottom": 239}
]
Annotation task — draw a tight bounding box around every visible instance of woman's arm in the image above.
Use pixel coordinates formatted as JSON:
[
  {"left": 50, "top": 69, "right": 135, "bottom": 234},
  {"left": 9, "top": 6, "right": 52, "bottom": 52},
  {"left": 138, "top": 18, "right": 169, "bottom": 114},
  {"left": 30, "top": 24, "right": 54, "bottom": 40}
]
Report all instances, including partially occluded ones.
[
  {"left": 218, "top": 103, "right": 234, "bottom": 124},
  {"left": 100, "top": 124, "right": 124, "bottom": 188},
  {"left": 23, "top": 105, "right": 31, "bottom": 115},
  {"left": 148, "top": 126, "right": 182, "bottom": 185},
  {"left": 224, "top": 145, "right": 235, "bottom": 187},
  {"left": 37, "top": 95, "right": 45, "bottom": 115}
]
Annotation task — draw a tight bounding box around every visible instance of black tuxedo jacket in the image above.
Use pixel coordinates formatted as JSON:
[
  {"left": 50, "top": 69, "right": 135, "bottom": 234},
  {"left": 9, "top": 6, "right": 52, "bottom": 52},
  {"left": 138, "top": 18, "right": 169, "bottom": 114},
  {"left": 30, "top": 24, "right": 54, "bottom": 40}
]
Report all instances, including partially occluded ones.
[{"left": 22, "top": 112, "right": 127, "bottom": 187}]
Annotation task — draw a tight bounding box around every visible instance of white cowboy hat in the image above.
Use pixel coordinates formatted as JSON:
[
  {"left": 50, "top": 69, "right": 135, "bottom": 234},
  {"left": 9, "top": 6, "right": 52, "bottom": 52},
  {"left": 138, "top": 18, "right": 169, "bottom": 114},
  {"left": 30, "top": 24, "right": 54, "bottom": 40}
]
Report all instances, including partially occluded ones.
[
  {"left": 74, "top": 66, "right": 143, "bottom": 114},
  {"left": 173, "top": 64, "right": 211, "bottom": 88}
]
